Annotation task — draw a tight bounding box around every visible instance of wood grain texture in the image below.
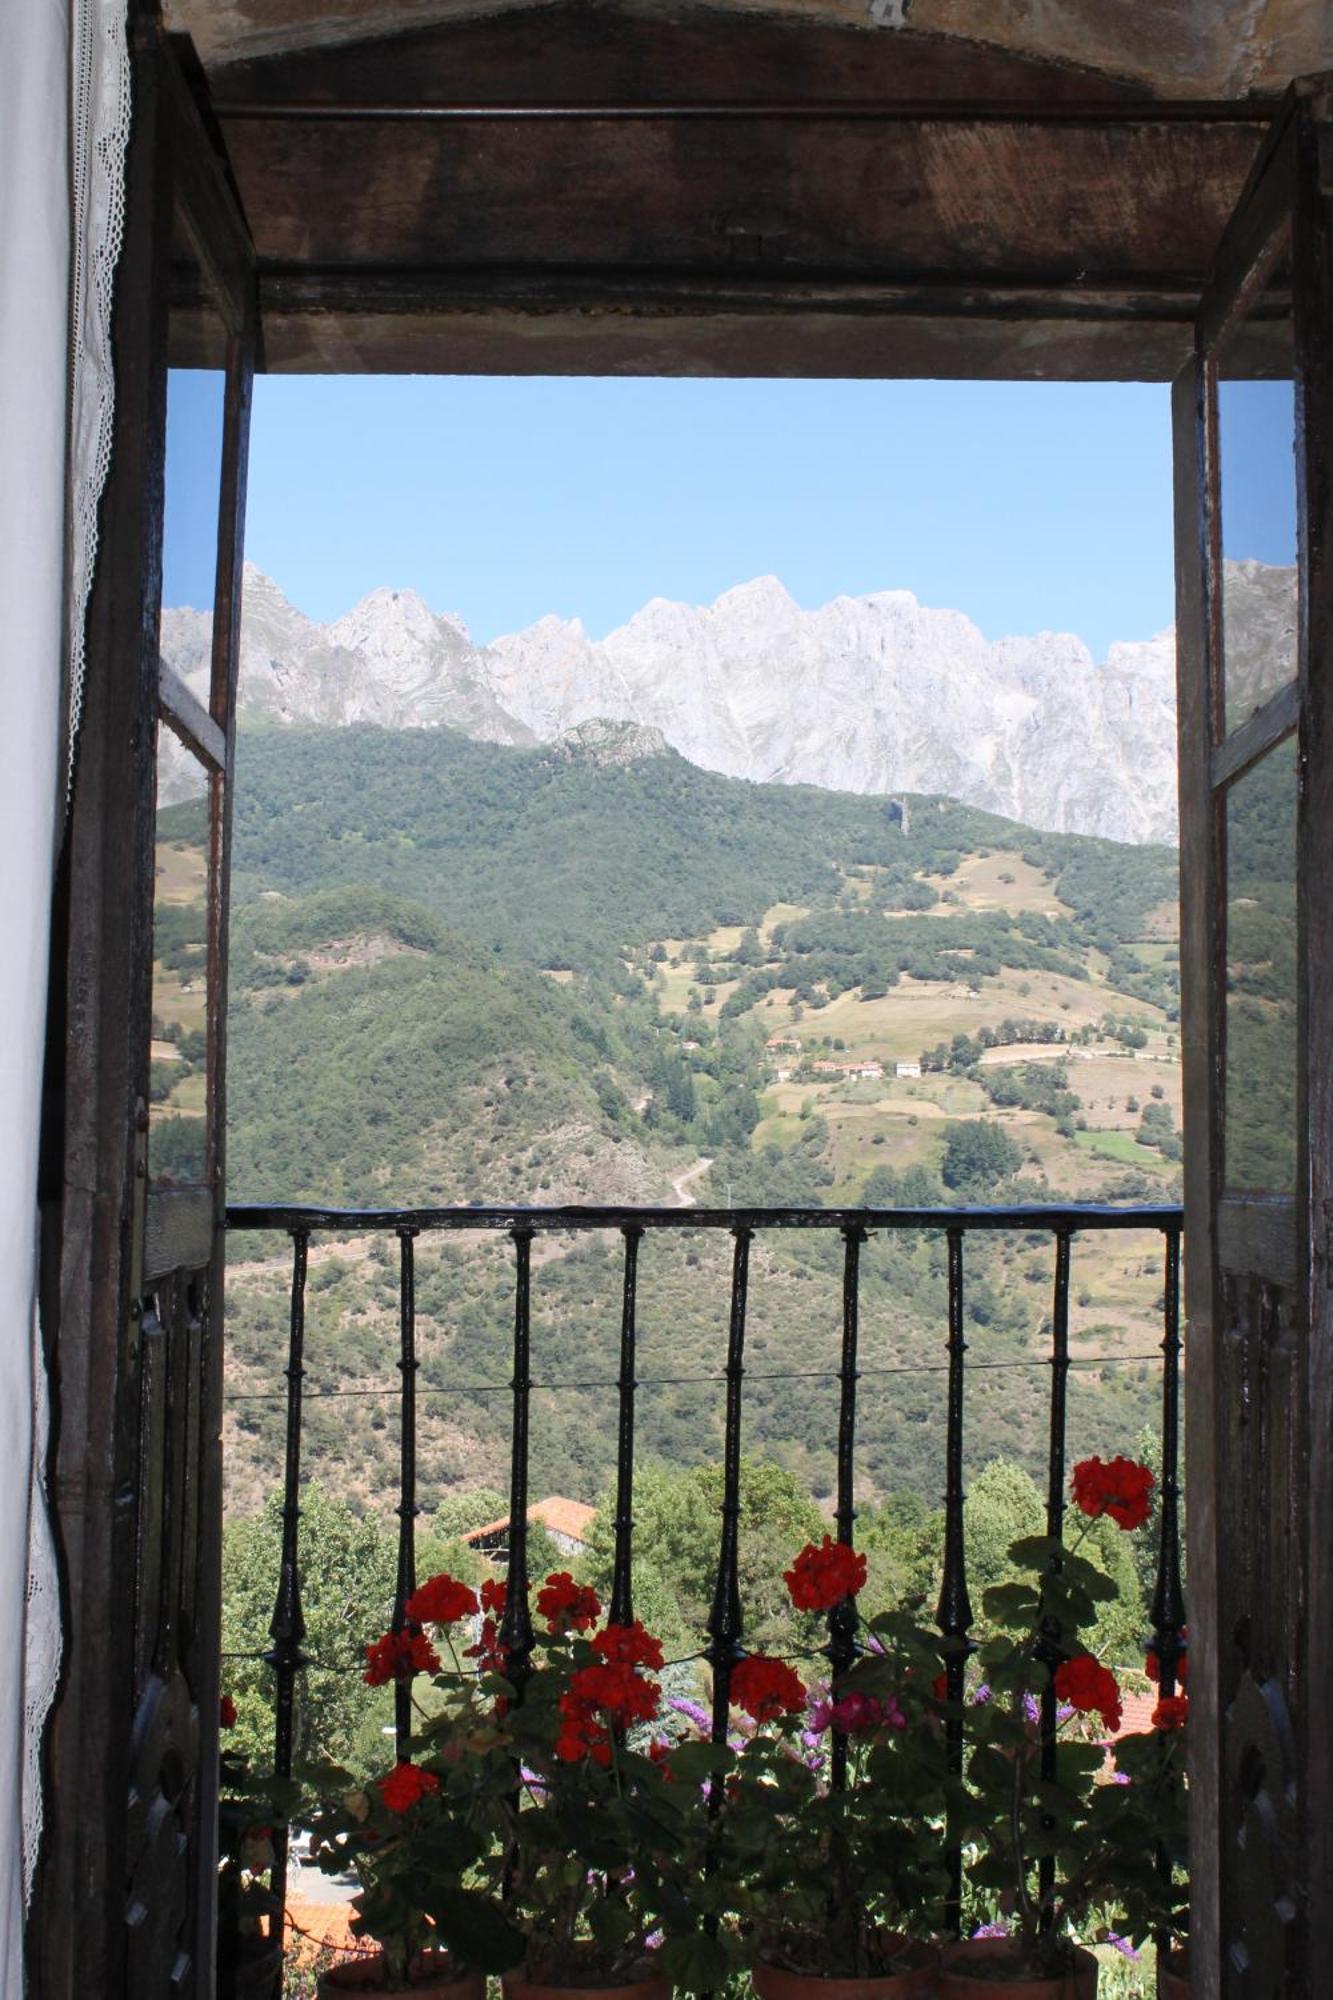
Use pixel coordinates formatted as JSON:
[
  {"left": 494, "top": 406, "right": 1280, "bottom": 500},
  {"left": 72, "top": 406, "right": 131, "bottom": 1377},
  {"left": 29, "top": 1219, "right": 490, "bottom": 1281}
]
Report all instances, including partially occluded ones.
[
  {"left": 1293, "top": 76, "right": 1333, "bottom": 1988},
  {"left": 33, "top": 24, "right": 255, "bottom": 1999},
  {"left": 189, "top": 4, "right": 1272, "bottom": 378},
  {"left": 1172, "top": 355, "right": 1223, "bottom": 1997}
]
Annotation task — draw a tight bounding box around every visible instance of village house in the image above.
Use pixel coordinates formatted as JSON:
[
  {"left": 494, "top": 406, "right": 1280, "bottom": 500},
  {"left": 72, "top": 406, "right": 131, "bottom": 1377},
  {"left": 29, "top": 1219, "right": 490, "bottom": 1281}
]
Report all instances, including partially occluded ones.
[{"left": 463, "top": 1497, "right": 598, "bottom": 1564}]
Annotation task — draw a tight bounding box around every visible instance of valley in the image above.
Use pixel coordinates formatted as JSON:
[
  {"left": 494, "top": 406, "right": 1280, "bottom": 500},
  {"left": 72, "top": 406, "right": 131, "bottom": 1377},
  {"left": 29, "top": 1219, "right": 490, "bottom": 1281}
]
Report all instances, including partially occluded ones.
[{"left": 149, "top": 721, "right": 1193, "bottom": 1530}]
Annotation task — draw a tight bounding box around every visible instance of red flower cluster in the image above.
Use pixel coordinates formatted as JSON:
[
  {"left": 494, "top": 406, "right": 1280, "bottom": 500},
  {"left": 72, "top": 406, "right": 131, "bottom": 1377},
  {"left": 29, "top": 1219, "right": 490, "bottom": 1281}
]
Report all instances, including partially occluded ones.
[
  {"left": 554, "top": 1653, "right": 662, "bottom": 1765},
  {"left": 1146, "top": 1630, "right": 1188, "bottom": 1686},
  {"left": 363, "top": 1627, "right": 441, "bottom": 1687},
  {"left": 729, "top": 1655, "right": 806, "bottom": 1723},
  {"left": 548, "top": 1624, "right": 660, "bottom": 1768},
  {"left": 1070, "top": 1456, "right": 1155, "bottom": 1532},
  {"left": 405, "top": 1572, "right": 480, "bottom": 1626},
  {"left": 783, "top": 1536, "right": 868, "bottom": 1613},
  {"left": 572, "top": 1661, "right": 661, "bottom": 1727},
  {"left": 1053, "top": 1653, "right": 1122, "bottom": 1734},
  {"left": 554, "top": 1698, "right": 612, "bottom": 1767},
  {"left": 379, "top": 1762, "right": 440, "bottom": 1813},
  {"left": 1152, "top": 1693, "right": 1189, "bottom": 1732},
  {"left": 590, "top": 1620, "right": 665, "bottom": 1670},
  {"left": 219, "top": 1695, "right": 237, "bottom": 1729},
  {"left": 536, "top": 1571, "right": 602, "bottom": 1635},
  {"left": 647, "top": 1738, "right": 675, "bottom": 1779},
  {"left": 464, "top": 1576, "right": 511, "bottom": 1685}
]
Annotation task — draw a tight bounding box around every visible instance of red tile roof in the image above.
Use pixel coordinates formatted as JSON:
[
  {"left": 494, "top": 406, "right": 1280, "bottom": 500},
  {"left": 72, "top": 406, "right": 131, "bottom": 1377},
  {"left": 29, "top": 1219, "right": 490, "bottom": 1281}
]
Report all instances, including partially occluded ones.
[{"left": 462, "top": 1496, "right": 596, "bottom": 1546}]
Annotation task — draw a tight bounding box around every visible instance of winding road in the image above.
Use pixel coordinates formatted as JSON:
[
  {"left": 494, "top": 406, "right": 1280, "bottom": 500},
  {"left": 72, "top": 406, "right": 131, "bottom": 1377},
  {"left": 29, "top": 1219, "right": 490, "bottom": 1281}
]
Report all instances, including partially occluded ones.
[{"left": 671, "top": 1156, "right": 713, "bottom": 1206}]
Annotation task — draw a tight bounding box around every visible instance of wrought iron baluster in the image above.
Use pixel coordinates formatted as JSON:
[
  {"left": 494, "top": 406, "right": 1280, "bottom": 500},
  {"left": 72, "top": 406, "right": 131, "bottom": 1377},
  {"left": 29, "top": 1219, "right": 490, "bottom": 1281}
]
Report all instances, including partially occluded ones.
[
  {"left": 497, "top": 1225, "right": 536, "bottom": 1691},
  {"left": 391, "top": 1227, "right": 420, "bottom": 1762},
  {"left": 828, "top": 1223, "right": 867, "bottom": 1794},
  {"left": 936, "top": 1224, "right": 972, "bottom": 1939},
  {"left": 1151, "top": 1225, "right": 1186, "bottom": 1950},
  {"left": 263, "top": 1227, "right": 310, "bottom": 1962},
  {"left": 609, "top": 1224, "right": 643, "bottom": 1627},
  {"left": 1038, "top": 1226, "right": 1074, "bottom": 1921},
  {"left": 707, "top": 1226, "right": 753, "bottom": 1759},
  {"left": 1151, "top": 1225, "right": 1186, "bottom": 1687}
]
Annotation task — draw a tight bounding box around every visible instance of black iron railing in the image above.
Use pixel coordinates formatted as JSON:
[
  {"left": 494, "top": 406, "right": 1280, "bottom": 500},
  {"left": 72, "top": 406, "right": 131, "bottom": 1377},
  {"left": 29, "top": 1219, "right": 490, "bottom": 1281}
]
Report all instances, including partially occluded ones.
[{"left": 223, "top": 1199, "right": 1186, "bottom": 1963}]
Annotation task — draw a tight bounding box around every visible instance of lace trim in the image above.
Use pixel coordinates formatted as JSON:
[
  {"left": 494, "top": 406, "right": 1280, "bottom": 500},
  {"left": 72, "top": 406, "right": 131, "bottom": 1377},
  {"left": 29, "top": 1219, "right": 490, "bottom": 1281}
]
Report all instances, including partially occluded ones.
[
  {"left": 23, "top": 0, "right": 133, "bottom": 1908},
  {"left": 64, "top": 0, "right": 133, "bottom": 806}
]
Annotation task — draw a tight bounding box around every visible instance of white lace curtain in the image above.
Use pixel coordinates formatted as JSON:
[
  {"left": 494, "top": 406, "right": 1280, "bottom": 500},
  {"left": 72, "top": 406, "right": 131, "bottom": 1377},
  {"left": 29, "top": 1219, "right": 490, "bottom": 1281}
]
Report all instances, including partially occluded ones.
[{"left": 0, "top": 2, "right": 131, "bottom": 1987}]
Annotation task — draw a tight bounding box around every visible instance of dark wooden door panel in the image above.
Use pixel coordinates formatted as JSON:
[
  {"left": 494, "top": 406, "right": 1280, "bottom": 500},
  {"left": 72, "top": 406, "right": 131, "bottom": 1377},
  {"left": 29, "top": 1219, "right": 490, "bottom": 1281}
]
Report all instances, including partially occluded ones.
[
  {"left": 35, "top": 23, "right": 254, "bottom": 1998},
  {"left": 1173, "top": 78, "right": 1333, "bottom": 1998}
]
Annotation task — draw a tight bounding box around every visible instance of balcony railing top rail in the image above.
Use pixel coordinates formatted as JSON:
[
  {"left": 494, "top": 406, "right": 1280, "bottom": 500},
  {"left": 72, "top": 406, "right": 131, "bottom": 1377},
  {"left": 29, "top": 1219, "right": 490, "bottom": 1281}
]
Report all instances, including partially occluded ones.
[
  {"left": 222, "top": 1199, "right": 1185, "bottom": 1982},
  {"left": 228, "top": 1198, "right": 1184, "bottom": 1233}
]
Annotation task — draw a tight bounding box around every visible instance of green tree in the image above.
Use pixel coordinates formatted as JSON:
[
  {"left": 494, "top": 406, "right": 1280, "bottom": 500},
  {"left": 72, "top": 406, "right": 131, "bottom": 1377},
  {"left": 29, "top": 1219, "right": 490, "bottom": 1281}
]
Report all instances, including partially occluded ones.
[
  {"left": 583, "top": 1458, "right": 824, "bottom": 1655},
  {"left": 940, "top": 1119, "right": 1023, "bottom": 1195},
  {"left": 220, "top": 1484, "right": 398, "bottom": 1783},
  {"left": 964, "top": 1458, "right": 1150, "bottom": 1665}
]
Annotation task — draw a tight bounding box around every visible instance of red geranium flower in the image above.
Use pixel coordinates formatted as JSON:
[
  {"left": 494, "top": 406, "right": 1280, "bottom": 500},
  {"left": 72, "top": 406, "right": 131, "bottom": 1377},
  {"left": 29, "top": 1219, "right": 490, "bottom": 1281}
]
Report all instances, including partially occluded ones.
[
  {"left": 404, "top": 1572, "right": 479, "bottom": 1626},
  {"left": 783, "top": 1535, "right": 868, "bottom": 1613},
  {"left": 569, "top": 1660, "right": 661, "bottom": 1727},
  {"left": 480, "top": 1575, "right": 508, "bottom": 1617},
  {"left": 1152, "top": 1693, "right": 1189, "bottom": 1732},
  {"left": 378, "top": 1762, "right": 440, "bottom": 1813},
  {"left": 648, "top": 1738, "right": 675, "bottom": 1779},
  {"left": 536, "top": 1572, "right": 601, "bottom": 1635},
  {"left": 219, "top": 1695, "right": 237, "bottom": 1729},
  {"left": 590, "top": 1620, "right": 665, "bottom": 1670},
  {"left": 363, "top": 1627, "right": 442, "bottom": 1687},
  {"left": 729, "top": 1655, "right": 806, "bottom": 1723},
  {"left": 1070, "top": 1456, "right": 1155, "bottom": 1531},
  {"left": 465, "top": 1615, "right": 510, "bottom": 1677},
  {"left": 1146, "top": 1628, "right": 1188, "bottom": 1685},
  {"left": 1053, "top": 1653, "right": 1122, "bottom": 1733},
  {"left": 554, "top": 1701, "right": 612, "bottom": 1767}
]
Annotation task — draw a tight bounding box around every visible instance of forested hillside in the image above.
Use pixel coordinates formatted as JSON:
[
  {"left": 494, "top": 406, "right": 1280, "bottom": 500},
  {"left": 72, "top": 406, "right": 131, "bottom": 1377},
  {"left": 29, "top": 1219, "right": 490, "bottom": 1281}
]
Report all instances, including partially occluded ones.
[{"left": 142, "top": 721, "right": 1190, "bottom": 1527}]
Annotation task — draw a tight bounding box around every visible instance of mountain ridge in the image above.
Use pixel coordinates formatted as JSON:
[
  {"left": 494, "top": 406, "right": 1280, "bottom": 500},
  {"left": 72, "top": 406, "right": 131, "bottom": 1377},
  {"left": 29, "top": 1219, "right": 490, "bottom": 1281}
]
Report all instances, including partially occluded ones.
[{"left": 159, "top": 560, "right": 1295, "bottom": 844}]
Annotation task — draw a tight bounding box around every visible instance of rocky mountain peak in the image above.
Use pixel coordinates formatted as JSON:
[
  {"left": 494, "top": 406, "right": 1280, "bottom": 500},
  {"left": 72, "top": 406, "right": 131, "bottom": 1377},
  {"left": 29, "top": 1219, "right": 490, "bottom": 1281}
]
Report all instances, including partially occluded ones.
[
  {"left": 158, "top": 559, "right": 1296, "bottom": 843},
  {"left": 546, "top": 718, "right": 673, "bottom": 767}
]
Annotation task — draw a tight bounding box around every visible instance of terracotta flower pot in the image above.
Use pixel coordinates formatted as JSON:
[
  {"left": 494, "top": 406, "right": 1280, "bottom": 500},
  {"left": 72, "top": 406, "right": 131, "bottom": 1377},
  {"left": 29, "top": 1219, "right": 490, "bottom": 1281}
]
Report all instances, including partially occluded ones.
[
  {"left": 937, "top": 1938, "right": 1098, "bottom": 1999},
  {"left": 317, "top": 1950, "right": 487, "bottom": 1997},
  {"left": 502, "top": 1973, "right": 670, "bottom": 2000},
  {"left": 1158, "top": 1949, "right": 1189, "bottom": 2000},
  {"left": 753, "top": 1934, "right": 939, "bottom": 1999}
]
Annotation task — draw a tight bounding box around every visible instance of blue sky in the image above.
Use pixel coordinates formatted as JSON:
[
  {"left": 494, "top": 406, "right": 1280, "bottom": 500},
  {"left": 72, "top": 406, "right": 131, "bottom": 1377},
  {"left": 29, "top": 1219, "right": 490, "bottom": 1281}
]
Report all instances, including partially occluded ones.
[{"left": 168, "top": 375, "right": 1199, "bottom": 658}]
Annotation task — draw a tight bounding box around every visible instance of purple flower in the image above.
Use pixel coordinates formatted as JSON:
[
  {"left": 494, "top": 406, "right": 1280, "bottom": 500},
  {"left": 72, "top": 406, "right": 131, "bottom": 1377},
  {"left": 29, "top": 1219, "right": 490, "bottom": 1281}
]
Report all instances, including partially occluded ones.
[
  {"left": 1106, "top": 1934, "right": 1141, "bottom": 1961},
  {"left": 972, "top": 1922, "right": 1008, "bottom": 1939},
  {"left": 1023, "top": 1691, "right": 1040, "bottom": 1725},
  {"left": 668, "top": 1697, "right": 712, "bottom": 1732},
  {"left": 807, "top": 1697, "right": 835, "bottom": 1736},
  {"left": 970, "top": 1683, "right": 992, "bottom": 1707}
]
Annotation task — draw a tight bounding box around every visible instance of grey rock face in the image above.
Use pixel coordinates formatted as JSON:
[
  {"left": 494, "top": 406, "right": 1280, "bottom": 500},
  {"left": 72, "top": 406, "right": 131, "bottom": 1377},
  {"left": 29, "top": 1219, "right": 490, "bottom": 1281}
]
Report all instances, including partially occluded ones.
[{"left": 157, "top": 559, "right": 1296, "bottom": 843}]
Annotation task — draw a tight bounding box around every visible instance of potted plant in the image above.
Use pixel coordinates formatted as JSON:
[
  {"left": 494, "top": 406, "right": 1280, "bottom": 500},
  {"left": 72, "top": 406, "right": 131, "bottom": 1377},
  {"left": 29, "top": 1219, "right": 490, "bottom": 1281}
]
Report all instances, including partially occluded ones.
[
  {"left": 937, "top": 1454, "right": 1164, "bottom": 1999},
  {"left": 496, "top": 1573, "right": 686, "bottom": 2000},
  {"left": 1108, "top": 1646, "right": 1189, "bottom": 2000},
  {"left": 707, "top": 1536, "right": 946, "bottom": 1998},
  {"left": 216, "top": 1696, "right": 288, "bottom": 2000},
  {"left": 307, "top": 1570, "right": 523, "bottom": 1995}
]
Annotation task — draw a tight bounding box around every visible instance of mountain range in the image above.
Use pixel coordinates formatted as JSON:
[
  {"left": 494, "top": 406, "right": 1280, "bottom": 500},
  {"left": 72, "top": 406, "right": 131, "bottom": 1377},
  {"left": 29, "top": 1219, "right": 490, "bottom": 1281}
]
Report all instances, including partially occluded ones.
[{"left": 160, "top": 559, "right": 1295, "bottom": 844}]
